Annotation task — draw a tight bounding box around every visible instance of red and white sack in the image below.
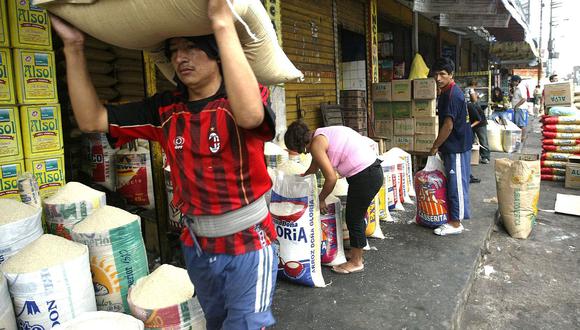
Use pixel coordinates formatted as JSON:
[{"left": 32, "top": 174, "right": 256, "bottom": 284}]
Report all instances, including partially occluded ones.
[
  {"left": 542, "top": 131, "right": 580, "bottom": 139},
  {"left": 320, "top": 195, "right": 346, "bottom": 267},
  {"left": 115, "top": 145, "right": 155, "bottom": 210},
  {"left": 385, "top": 148, "right": 416, "bottom": 198},
  {"left": 542, "top": 139, "right": 580, "bottom": 146},
  {"left": 164, "top": 166, "right": 182, "bottom": 231},
  {"left": 83, "top": 133, "right": 117, "bottom": 191},
  {"left": 414, "top": 156, "right": 449, "bottom": 228},
  {"left": 380, "top": 156, "right": 405, "bottom": 211}
]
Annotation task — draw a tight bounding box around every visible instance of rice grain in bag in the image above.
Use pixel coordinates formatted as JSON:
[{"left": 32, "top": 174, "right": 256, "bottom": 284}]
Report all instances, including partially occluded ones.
[
  {"left": 0, "top": 199, "right": 42, "bottom": 265},
  {"left": 495, "top": 158, "right": 541, "bottom": 239},
  {"left": 0, "top": 273, "right": 17, "bottom": 330},
  {"left": 320, "top": 195, "right": 346, "bottom": 267},
  {"left": 414, "top": 156, "right": 449, "bottom": 228},
  {"left": 72, "top": 206, "right": 148, "bottom": 313},
  {"left": 1, "top": 234, "right": 97, "bottom": 329},
  {"left": 270, "top": 171, "right": 325, "bottom": 287},
  {"left": 44, "top": 182, "right": 106, "bottom": 239}
]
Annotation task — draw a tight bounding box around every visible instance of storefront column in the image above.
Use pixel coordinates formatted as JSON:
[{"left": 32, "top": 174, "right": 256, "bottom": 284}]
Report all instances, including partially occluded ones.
[{"left": 366, "top": 0, "right": 378, "bottom": 136}]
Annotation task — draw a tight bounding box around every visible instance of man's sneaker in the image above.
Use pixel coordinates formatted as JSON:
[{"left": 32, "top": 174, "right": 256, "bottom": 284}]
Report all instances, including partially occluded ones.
[
  {"left": 434, "top": 223, "right": 464, "bottom": 236},
  {"left": 480, "top": 158, "right": 490, "bottom": 164},
  {"left": 470, "top": 176, "right": 481, "bottom": 184}
]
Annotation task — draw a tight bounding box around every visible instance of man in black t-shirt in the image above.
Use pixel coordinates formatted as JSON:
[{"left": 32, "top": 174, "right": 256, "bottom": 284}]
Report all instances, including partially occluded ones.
[{"left": 468, "top": 102, "right": 490, "bottom": 164}]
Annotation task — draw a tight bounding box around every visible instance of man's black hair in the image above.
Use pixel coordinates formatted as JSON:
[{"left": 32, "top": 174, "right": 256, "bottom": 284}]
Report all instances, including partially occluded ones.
[{"left": 432, "top": 57, "right": 455, "bottom": 75}]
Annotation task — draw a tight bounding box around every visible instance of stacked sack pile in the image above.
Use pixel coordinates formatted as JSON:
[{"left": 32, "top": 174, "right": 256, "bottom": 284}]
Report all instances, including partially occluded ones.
[{"left": 540, "top": 81, "right": 579, "bottom": 182}]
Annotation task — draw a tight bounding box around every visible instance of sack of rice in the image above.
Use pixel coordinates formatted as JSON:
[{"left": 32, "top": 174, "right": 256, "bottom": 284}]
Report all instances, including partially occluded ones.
[
  {"left": 111, "top": 48, "right": 143, "bottom": 61},
  {"left": 276, "top": 158, "right": 307, "bottom": 175},
  {"left": 164, "top": 166, "right": 182, "bottom": 231},
  {"left": 487, "top": 121, "right": 503, "bottom": 152},
  {"left": 264, "top": 142, "right": 288, "bottom": 168},
  {"left": 414, "top": 156, "right": 449, "bottom": 228},
  {"left": 115, "top": 145, "right": 155, "bottom": 210},
  {"left": 114, "top": 59, "right": 144, "bottom": 73},
  {"left": 115, "top": 83, "right": 145, "bottom": 98},
  {"left": 54, "top": 311, "right": 144, "bottom": 330},
  {"left": 1, "top": 234, "right": 97, "bottom": 329},
  {"left": 95, "top": 87, "right": 119, "bottom": 101},
  {"left": 384, "top": 148, "right": 416, "bottom": 198},
  {"left": 501, "top": 120, "right": 522, "bottom": 153},
  {"left": 82, "top": 133, "right": 118, "bottom": 191},
  {"left": 85, "top": 47, "right": 116, "bottom": 62},
  {"left": 17, "top": 172, "right": 42, "bottom": 209},
  {"left": 495, "top": 158, "right": 541, "bottom": 239},
  {"left": 320, "top": 195, "right": 346, "bottom": 266},
  {"left": 117, "top": 72, "right": 144, "bottom": 85},
  {"left": 365, "top": 195, "right": 385, "bottom": 239},
  {"left": 127, "top": 264, "right": 206, "bottom": 329},
  {"left": 37, "top": 0, "right": 303, "bottom": 85},
  {"left": 72, "top": 206, "right": 149, "bottom": 313},
  {"left": 0, "top": 199, "right": 43, "bottom": 265},
  {"left": 270, "top": 171, "right": 325, "bottom": 287},
  {"left": 0, "top": 273, "right": 17, "bottom": 330},
  {"left": 87, "top": 61, "right": 114, "bottom": 74},
  {"left": 43, "top": 182, "right": 106, "bottom": 239},
  {"left": 90, "top": 74, "right": 117, "bottom": 88},
  {"left": 380, "top": 156, "right": 405, "bottom": 211}
]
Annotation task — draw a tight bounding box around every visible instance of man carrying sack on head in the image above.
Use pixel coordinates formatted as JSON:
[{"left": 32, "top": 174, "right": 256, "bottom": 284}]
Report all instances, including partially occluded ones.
[{"left": 51, "top": 1, "right": 279, "bottom": 328}]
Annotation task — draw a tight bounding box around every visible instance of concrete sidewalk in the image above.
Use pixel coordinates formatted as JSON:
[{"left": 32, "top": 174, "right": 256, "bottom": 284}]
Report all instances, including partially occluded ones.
[{"left": 271, "top": 149, "right": 500, "bottom": 329}]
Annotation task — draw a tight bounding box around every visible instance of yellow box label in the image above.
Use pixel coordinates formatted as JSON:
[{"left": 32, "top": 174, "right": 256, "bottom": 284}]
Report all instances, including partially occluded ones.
[
  {"left": 0, "top": 1, "right": 9, "bottom": 48},
  {"left": 0, "top": 158, "right": 24, "bottom": 200},
  {"left": 21, "top": 104, "right": 63, "bottom": 157},
  {"left": 25, "top": 152, "right": 65, "bottom": 199},
  {"left": 0, "top": 49, "right": 16, "bottom": 104},
  {"left": 8, "top": 0, "right": 52, "bottom": 49},
  {"left": 0, "top": 106, "right": 23, "bottom": 160},
  {"left": 14, "top": 49, "right": 58, "bottom": 104}
]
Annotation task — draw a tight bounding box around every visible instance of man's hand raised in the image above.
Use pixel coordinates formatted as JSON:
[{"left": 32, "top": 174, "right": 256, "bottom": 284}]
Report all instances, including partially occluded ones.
[{"left": 50, "top": 15, "right": 84, "bottom": 49}]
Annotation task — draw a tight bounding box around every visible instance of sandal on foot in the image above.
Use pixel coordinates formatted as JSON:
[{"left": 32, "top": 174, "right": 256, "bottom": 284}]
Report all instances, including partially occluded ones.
[{"left": 331, "top": 264, "right": 364, "bottom": 275}]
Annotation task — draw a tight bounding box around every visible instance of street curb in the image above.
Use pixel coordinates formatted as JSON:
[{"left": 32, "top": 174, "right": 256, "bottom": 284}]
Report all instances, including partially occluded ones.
[{"left": 451, "top": 210, "right": 497, "bottom": 329}]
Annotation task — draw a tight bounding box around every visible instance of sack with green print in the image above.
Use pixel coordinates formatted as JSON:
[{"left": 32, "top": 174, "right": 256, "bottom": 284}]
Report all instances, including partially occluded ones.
[
  {"left": 72, "top": 206, "right": 149, "bottom": 313},
  {"left": 44, "top": 182, "right": 106, "bottom": 239}
]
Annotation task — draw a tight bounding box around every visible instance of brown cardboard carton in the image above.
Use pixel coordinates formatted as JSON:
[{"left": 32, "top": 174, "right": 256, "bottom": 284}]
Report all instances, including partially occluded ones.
[
  {"left": 391, "top": 79, "right": 412, "bottom": 101},
  {"left": 413, "top": 78, "right": 437, "bottom": 99}
]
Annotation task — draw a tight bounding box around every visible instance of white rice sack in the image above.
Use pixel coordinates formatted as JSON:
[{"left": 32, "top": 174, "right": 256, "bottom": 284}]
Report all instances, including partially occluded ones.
[
  {"left": 320, "top": 195, "right": 346, "bottom": 267},
  {"left": 277, "top": 159, "right": 308, "bottom": 176},
  {"left": 380, "top": 156, "right": 405, "bottom": 211},
  {"left": 44, "top": 182, "right": 107, "bottom": 239},
  {"left": 385, "top": 148, "right": 416, "bottom": 197},
  {"left": 164, "top": 166, "right": 182, "bottom": 230},
  {"left": 116, "top": 146, "right": 155, "bottom": 210},
  {"left": 1, "top": 234, "right": 97, "bottom": 329},
  {"left": 82, "top": 133, "right": 118, "bottom": 191},
  {"left": 332, "top": 178, "right": 349, "bottom": 197},
  {"left": 264, "top": 142, "right": 288, "bottom": 168},
  {"left": 487, "top": 121, "right": 504, "bottom": 152},
  {"left": 0, "top": 273, "right": 17, "bottom": 330},
  {"left": 501, "top": 120, "right": 522, "bottom": 153},
  {"left": 54, "top": 311, "right": 144, "bottom": 330},
  {"left": 377, "top": 179, "right": 393, "bottom": 222},
  {"left": 72, "top": 206, "right": 148, "bottom": 313},
  {"left": 0, "top": 199, "right": 43, "bottom": 265},
  {"left": 271, "top": 171, "right": 325, "bottom": 287},
  {"left": 365, "top": 195, "right": 385, "bottom": 239},
  {"left": 128, "top": 264, "right": 206, "bottom": 329}
]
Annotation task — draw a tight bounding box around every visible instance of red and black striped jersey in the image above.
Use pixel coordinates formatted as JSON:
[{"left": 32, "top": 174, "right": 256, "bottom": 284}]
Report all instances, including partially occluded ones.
[{"left": 106, "top": 84, "right": 277, "bottom": 255}]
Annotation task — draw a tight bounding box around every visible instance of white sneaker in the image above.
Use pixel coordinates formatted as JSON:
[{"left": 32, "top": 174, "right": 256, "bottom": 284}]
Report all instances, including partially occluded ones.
[{"left": 434, "top": 223, "right": 464, "bottom": 236}]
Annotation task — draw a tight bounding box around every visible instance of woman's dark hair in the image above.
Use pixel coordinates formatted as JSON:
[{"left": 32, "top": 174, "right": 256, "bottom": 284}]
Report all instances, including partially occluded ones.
[
  {"left": 492, "top": 87, "right": 504, "bottom": 103},
  {"left": 284, "top": 121, "right": 311, "bottom": 154},
  {"left": 432, "top": 57, "right": 455, "bottom": 75}
]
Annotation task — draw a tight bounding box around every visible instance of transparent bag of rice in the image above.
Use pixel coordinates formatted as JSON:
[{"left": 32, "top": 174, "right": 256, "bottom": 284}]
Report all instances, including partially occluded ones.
[
  {"left": 54, "top": 311, "right": 144, "bottom": 330},
  {"left": 0, "top": 199, "right": 43, "bottom": 265},
  {"left": 127, "top": 264, "right": 206, "bottom": 329},
  {"left": 270, "top": 170, "right": 325, "bottom": 287},
  {"left": 1, "top": 234, "right": 97, "bottom": 329},
  {"left": 43, "top": 182, "right": 106, "bottom": 240},
  {"left": 0, "top": 273, "right": 17, "bottom": 330},
  {"left": 72, "top": 206, "right": 149, "bottom": 313}
]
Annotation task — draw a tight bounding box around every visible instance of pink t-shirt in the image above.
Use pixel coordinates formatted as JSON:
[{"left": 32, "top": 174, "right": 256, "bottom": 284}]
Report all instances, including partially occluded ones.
[{"left": 314, "top": 126, "right": 377, "bottom": 178}]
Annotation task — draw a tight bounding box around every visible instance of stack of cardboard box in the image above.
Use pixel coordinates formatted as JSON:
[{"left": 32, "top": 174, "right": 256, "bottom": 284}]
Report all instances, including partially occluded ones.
[
  {"left": 340, "top": 90, "right": 367, "bottom": 136},
  {"left": 372, "top": 78, "right": 438, "bottom": 153}
]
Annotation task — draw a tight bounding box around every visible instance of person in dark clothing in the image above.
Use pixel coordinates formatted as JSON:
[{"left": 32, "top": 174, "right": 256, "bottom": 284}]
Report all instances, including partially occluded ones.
[{"left": 468, "top": 101, "right": 490, "bottom": 165}]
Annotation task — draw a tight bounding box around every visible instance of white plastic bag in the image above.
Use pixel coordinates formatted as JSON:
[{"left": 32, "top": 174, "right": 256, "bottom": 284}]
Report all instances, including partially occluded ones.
[
  {"left": 0, "top": 274, "right": 16, "bottom": 330},
  {"left": 320, "top": 195, "right": 346, "bottom": 267},
  {"left": 0, "top": 206, "right": 43, "bottom": 265}
]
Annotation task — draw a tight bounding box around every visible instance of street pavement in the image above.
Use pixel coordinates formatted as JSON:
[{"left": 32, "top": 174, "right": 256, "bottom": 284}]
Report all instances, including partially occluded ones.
[{"left": 271, "top": 117, "right": 579, "bottom": 329}]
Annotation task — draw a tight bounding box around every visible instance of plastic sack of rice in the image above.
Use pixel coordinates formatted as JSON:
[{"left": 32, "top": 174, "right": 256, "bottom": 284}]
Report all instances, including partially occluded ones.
[
  {"left": 127, "top": 264, "right": 206, "bottom": 329},
  {"left": 320, "top": 195, "right": 346, "bottom": 267},
  {"left": 1, "top": 234, "right": 97, "bottom": 329},
  {"left": 270, "top": 170, "right": 325, "bottom": 287},
  {"left": 116, "top": 145, "right": 155, "bottom": 210},
  {"left": 487, "top": 121, "right": 504, "bottom": 152},
  {"left": 495, "top": 158, "right": 541, "bottom": 239},
  {"left": 414, "top": 156, "right": 449, "bottom": 228},
  {"left": 501, "top": 120, "right": 522, "bottom": 153},
  {"left": 164, "top": 165, "right": 183, "bottom": 231},
  {"left": 54, "top": 311, "right": 144, "bottom": 330},
  {"left": 71, "top": 206, "right": 148, "bottom": 313},
  {"left": 365, "top": 195, "right": 385, "bottom": 239},
  {"left": 44, "top": 182, "right": 106, "bottom": 239},
  {"left": 377, "top": 178, "right": 393, "bottom": 222},
  {"left": 384, "top": 148, "right": 416, "bottom": 198},
  {"left": 0, "top": 199, "right": 43, "bottom": 265},
  {"left": 380, "top": 156, "right": 405, "bottom": 211},
  {"left": 82, "top": 133, "right": 118, "bottom": 191},
  {"left": 0, "top": 273, "right": 17, "bottom": 330},
  {"left": 36, "top": 0, "right": 303, "bottom": 85}
]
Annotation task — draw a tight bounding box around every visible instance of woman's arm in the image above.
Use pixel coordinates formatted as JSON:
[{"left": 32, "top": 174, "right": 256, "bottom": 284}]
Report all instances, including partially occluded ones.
[{"left": 310, "top": 136, "right": 336, "bottom": 212}]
